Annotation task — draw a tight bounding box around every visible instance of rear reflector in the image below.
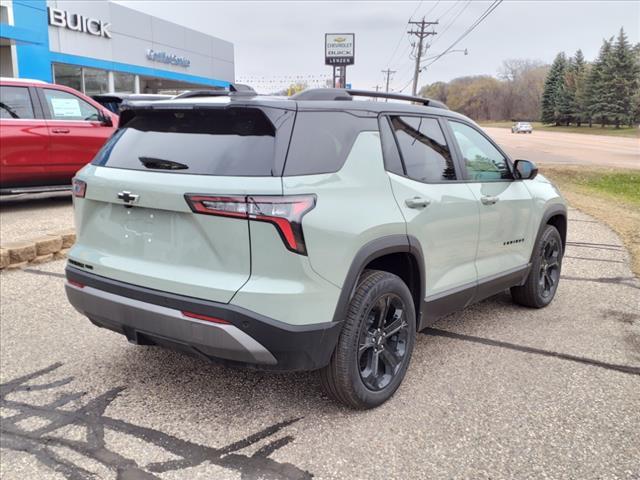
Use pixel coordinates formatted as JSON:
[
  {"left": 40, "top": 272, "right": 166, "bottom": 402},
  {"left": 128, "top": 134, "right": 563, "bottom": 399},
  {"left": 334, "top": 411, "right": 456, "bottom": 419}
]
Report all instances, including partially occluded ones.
[
  {"left": 185, "top": 194, "right": 316, "bottom": 255},
  {"left": 182, "top": 311, "right": 230, "bottom": 324},
  {"left": 67, "top": 280, "right": 85, "bottom": 289}
]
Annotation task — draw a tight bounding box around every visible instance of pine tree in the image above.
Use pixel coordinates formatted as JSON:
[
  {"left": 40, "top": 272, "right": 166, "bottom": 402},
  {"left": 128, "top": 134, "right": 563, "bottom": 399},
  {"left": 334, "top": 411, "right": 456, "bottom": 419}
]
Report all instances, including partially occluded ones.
[
  {"left": 585, "top": 38, "right": 613, "bottom": 127},
  {"left": 557, "top": 56, "right": 576, "bottom": 125},
  {"left": 633, "top": 44, "right": 640, "bottom": 125},
  {"left": 541, "top": 53, "right": 566, "bottom": 125},
  {"left": 607, "top": 28, "right": 639, "bottom": 127},
  {"left": 572, "top": 50, "right": 589, "bottom": 126}
]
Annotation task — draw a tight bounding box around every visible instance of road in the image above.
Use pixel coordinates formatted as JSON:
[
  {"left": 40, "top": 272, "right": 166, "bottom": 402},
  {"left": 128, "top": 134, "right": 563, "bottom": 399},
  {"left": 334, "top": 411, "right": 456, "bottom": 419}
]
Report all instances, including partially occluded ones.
[
  {"left": 483, "top": 127, "right": 640, "bottom": 169},
  {"left": 1, "top": 208, "right": 639, "bottom": 479}
]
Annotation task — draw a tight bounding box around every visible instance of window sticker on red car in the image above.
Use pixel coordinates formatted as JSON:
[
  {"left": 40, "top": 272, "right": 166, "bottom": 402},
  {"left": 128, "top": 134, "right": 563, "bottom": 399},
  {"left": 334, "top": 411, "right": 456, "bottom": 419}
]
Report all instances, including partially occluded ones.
[{"left": 50, "top": 98, "right": 82, "bottom": 117}]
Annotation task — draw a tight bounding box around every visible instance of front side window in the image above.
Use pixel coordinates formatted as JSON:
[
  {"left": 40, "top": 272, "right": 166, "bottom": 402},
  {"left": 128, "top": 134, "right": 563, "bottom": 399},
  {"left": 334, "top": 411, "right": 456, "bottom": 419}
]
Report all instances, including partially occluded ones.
[
  {"left": 43, "top": 89, "right": 99, "bottom": 121},
  {"left": 449, "top": 121, "right": 512, "bottom": 181},
  {"left": 0, "top": 86, "right": 35, "bottom": 119},
  {"left": 390, "top": 116, "right": 456, "bottom": 182}
]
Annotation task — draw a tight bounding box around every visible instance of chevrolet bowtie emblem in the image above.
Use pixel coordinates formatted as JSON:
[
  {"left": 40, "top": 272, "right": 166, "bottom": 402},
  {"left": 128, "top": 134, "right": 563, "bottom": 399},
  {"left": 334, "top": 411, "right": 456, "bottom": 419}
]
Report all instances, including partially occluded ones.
[{"left": 117, "top": 191, "right": 139, "bottom": 204}]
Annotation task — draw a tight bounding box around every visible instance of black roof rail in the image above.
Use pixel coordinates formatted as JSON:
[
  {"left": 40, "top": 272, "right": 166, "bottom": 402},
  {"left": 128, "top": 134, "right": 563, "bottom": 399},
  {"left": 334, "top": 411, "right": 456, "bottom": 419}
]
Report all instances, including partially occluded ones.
[
  {"left": 291, "top": 88, "right": 448, "bottom": 109},
  {"left": 173, "top": 83, "right": 256, "bottom": 100}
]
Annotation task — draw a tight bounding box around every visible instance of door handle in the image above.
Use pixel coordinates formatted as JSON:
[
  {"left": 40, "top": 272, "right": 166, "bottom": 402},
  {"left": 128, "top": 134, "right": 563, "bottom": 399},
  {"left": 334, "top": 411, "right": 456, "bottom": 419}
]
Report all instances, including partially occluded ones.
[
  {"left": 52, "top": 128, "right": 70, "bottom": 134},
  {"left": 480, "top": 195, "right": 499, "bottom": 205},
  {"left": 405, "top": 196, "right": 431, "bottom": 209}
]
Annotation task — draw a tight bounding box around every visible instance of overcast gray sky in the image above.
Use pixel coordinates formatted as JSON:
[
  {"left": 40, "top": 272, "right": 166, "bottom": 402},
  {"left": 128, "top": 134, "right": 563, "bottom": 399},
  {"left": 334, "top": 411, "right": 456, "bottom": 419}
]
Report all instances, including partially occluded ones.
[{"left": 118, "top": 1, "right": 639, "bottom": 93}]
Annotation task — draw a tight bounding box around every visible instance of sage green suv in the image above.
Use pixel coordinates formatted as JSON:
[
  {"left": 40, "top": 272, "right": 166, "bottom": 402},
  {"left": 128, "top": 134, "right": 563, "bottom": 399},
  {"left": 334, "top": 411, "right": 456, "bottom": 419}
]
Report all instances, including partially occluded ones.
[{"left": 65, "top": 88, "right": 567, "bottom": 409}]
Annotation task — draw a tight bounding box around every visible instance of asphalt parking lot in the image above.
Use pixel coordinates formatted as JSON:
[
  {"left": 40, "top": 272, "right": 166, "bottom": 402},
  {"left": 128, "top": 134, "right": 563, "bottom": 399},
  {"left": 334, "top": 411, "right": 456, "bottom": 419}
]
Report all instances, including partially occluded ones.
[{"left": 1, "top": 207, "right": 639, "bottom": 479}]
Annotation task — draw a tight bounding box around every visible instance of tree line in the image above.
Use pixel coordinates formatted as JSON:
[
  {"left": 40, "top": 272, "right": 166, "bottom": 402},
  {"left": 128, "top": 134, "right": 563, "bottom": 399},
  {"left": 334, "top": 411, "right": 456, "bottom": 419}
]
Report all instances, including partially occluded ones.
[
  {"left": 419, "top": 27, "right": 639, "bottom": 127},
  {"left": 419, "top": 60, "right": 549, "bottom": 122},
  {"left": 542, "top": 28, "right": 639, "bottom": 127}
]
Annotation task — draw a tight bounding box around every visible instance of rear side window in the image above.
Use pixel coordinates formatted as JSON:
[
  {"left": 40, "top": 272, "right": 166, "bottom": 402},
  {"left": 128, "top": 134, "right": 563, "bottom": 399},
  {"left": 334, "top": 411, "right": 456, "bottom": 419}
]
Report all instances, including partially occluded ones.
[
  {"left": 390, "top": 116, "right": 456, "bottom": 182},
  {"left": 94, "top": 107, "right": 290, "bottom": 176},
  {"left": 0, "top": 86, "right": 35, "bottom": 119},
  {"left": 284, "top": 111, "right": 373, "bottom": 176},
  {"left": 43, "top": 89, "right": 99, "bottom": 121}
]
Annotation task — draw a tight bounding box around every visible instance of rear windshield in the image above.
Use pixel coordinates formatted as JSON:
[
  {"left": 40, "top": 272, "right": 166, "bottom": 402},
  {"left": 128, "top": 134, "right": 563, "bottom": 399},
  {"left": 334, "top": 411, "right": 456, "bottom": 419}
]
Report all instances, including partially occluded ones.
[{"left": 93, "top": 107, "right": 292, "bottom": 176}]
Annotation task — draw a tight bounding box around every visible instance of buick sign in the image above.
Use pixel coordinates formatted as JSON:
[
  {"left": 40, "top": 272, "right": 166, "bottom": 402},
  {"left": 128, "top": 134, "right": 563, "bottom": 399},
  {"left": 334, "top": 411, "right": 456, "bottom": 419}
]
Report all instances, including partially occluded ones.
[{"left": 48, "top": 8, "right": 111, "bottom": 39}]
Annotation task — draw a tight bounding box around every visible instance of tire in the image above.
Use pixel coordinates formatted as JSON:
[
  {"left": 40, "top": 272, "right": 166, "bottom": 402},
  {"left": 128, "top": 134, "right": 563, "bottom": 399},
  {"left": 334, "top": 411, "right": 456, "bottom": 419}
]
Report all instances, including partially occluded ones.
[
  {"left": 511, "top": 225, "right": 563, "bottom": 308},
  {"left": 320, "top": 270, "right": 416, "bottom": 409}
]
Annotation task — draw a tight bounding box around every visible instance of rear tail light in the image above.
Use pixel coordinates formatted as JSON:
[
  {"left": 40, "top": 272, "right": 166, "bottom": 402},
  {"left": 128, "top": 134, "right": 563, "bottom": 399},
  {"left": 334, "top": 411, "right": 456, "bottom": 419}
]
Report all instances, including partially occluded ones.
[
  {"left": 72, "top": 179, "right": 86, "bottom": 198},
  {"left": 185, "top": 194, "right": 316, "bottom": 255}
]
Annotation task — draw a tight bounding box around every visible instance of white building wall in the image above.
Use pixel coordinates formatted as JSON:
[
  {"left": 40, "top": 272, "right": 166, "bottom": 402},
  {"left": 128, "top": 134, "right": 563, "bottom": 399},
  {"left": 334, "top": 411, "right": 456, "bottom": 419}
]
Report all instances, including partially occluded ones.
[{"left": 46, "top": 0, "right": 234, "bottom": 82}]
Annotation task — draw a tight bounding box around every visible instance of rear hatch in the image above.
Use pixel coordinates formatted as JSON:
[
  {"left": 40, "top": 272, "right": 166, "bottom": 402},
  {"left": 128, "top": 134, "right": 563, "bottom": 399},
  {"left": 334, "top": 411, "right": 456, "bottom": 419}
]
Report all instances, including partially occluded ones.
[{"left": 70, "top": 100, "right": 295, "bottom": 303}]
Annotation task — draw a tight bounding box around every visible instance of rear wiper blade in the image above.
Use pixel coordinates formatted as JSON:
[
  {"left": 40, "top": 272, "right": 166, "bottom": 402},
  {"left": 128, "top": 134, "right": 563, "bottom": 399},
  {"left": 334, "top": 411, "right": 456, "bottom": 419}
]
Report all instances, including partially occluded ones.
[{"left": 139, "top": 156, "right": 188, "bottom": 170}]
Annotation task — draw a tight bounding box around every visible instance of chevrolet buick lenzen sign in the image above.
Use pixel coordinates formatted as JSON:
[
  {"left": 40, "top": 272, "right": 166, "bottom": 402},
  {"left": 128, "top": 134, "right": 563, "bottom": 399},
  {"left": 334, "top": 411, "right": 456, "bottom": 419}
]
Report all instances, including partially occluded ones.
[{"left": 325, "top": 33, "right": 355, "bottom": 65}]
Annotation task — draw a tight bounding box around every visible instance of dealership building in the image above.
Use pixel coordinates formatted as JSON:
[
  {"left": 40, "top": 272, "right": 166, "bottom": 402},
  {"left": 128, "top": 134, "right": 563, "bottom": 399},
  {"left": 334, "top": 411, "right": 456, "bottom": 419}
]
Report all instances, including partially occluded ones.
[{"left": 0, "top": 0, "right": 234, "bottom": 94}]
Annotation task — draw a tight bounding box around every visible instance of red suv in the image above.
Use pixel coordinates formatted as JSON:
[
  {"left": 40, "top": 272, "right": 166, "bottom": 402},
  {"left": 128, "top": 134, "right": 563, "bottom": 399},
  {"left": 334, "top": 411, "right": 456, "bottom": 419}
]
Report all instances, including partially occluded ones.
[{"left": 0, "top": 78, "right": 118, "bottom": 195}]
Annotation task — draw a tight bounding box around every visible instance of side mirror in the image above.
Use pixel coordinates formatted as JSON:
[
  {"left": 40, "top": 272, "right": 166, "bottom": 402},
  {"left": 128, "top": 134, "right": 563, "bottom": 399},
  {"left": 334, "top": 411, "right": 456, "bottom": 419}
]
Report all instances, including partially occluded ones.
[
  {"left": 98, "top": 110, "right": 113, "bottom": 127},
  {"left": 514, "top": 159, "right": 538, "bottom": 180}
]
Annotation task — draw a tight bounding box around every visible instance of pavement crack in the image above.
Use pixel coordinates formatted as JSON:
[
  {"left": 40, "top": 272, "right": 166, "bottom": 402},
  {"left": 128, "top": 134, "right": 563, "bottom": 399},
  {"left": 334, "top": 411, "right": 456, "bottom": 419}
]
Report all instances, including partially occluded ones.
[{"left": 424, "top": 328, "right": 640, "bottom": 376}]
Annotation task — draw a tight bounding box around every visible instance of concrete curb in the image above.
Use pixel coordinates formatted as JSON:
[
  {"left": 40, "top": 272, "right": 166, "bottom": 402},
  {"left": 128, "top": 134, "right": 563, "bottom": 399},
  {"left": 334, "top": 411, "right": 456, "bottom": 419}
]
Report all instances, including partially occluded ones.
[{"left": 0, "top": 229, "right": 75, "bottom": 270}]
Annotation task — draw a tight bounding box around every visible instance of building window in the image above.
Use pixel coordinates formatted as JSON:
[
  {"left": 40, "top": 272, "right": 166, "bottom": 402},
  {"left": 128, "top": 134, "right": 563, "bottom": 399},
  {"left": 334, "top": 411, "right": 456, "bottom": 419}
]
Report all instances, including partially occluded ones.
[
  {"left": 113, "top": 71, "right": 135, "bottom": 93},
  {"left": 53, "top": 63, "right": 82, "bottom": 92},
  {"left": 0, "top": 5, "right": 10, "bottom": 24},
  {"left": 83, "top": 67, "right": 109, "bottom": 95}
]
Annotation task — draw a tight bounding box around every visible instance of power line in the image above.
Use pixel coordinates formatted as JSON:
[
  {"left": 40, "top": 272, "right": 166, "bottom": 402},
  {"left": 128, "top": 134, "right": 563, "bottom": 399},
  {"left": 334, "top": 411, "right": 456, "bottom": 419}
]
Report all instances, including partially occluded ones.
[
  {"left": 385, "top": 1, "right": 424, "bottom": 67},
  {"left": 428, "top": 0, "right": 472, "bottom": 49},
  {"left": 435, "top": 0, "right": 462, "bottom": 23},
  {"left": 422, "top": 0, "right": 503, "bottom": 69},
  {"left": 386, "top": 1, "right": 442, "bottom": 69}
]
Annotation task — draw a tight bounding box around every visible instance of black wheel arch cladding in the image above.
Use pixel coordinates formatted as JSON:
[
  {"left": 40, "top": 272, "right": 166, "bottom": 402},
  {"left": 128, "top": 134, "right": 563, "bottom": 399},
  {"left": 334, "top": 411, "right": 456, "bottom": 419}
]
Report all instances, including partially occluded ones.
[{"left": 331, "top": 234, "right": 425, "bottom": 328}]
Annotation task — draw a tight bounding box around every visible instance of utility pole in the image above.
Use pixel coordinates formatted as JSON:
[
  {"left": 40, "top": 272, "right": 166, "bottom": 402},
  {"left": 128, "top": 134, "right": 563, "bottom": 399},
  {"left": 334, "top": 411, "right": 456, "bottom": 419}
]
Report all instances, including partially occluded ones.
[
  {"left": 381, "top": 69, "right": 396, "bottom": 94},
  {"left": 407, "top": 17, "right": 437, "bottom": 96},
  {"left": 372, "top": 84, "right": 381, "bottom": 101}
]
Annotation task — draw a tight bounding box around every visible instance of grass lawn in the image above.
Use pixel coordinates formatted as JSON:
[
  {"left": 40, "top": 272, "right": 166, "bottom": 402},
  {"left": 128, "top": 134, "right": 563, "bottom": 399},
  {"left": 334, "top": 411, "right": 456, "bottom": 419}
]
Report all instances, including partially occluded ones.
[
  {"left": 540, "top": 165, "right": 640, "bottom": 276},
  {"left": 479, "top": 121, "right": 639, "bottom": 138}
]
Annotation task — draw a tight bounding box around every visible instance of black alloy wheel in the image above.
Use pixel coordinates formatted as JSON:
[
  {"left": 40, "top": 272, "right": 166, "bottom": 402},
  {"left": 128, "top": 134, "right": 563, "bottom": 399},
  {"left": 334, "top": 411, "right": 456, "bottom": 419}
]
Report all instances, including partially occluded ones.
[
  {"left": 320, "top": 270, "right": 416, "bottom": 409},
  {"left": 511, "top": 224, "right": 563, "bottom": 308},
  {"left": 358, "top": 293, "right": 409, "bottom": 391},
  {"left": 539, "top": 235, "right": 561, "bottom": 299}
]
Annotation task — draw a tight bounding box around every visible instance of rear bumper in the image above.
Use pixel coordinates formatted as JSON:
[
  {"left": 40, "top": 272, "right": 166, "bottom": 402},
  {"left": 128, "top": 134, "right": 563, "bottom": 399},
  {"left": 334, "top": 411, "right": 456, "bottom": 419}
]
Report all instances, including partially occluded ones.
[{"left": 65, "top": 266, "right": 342, "bottom": 371}]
